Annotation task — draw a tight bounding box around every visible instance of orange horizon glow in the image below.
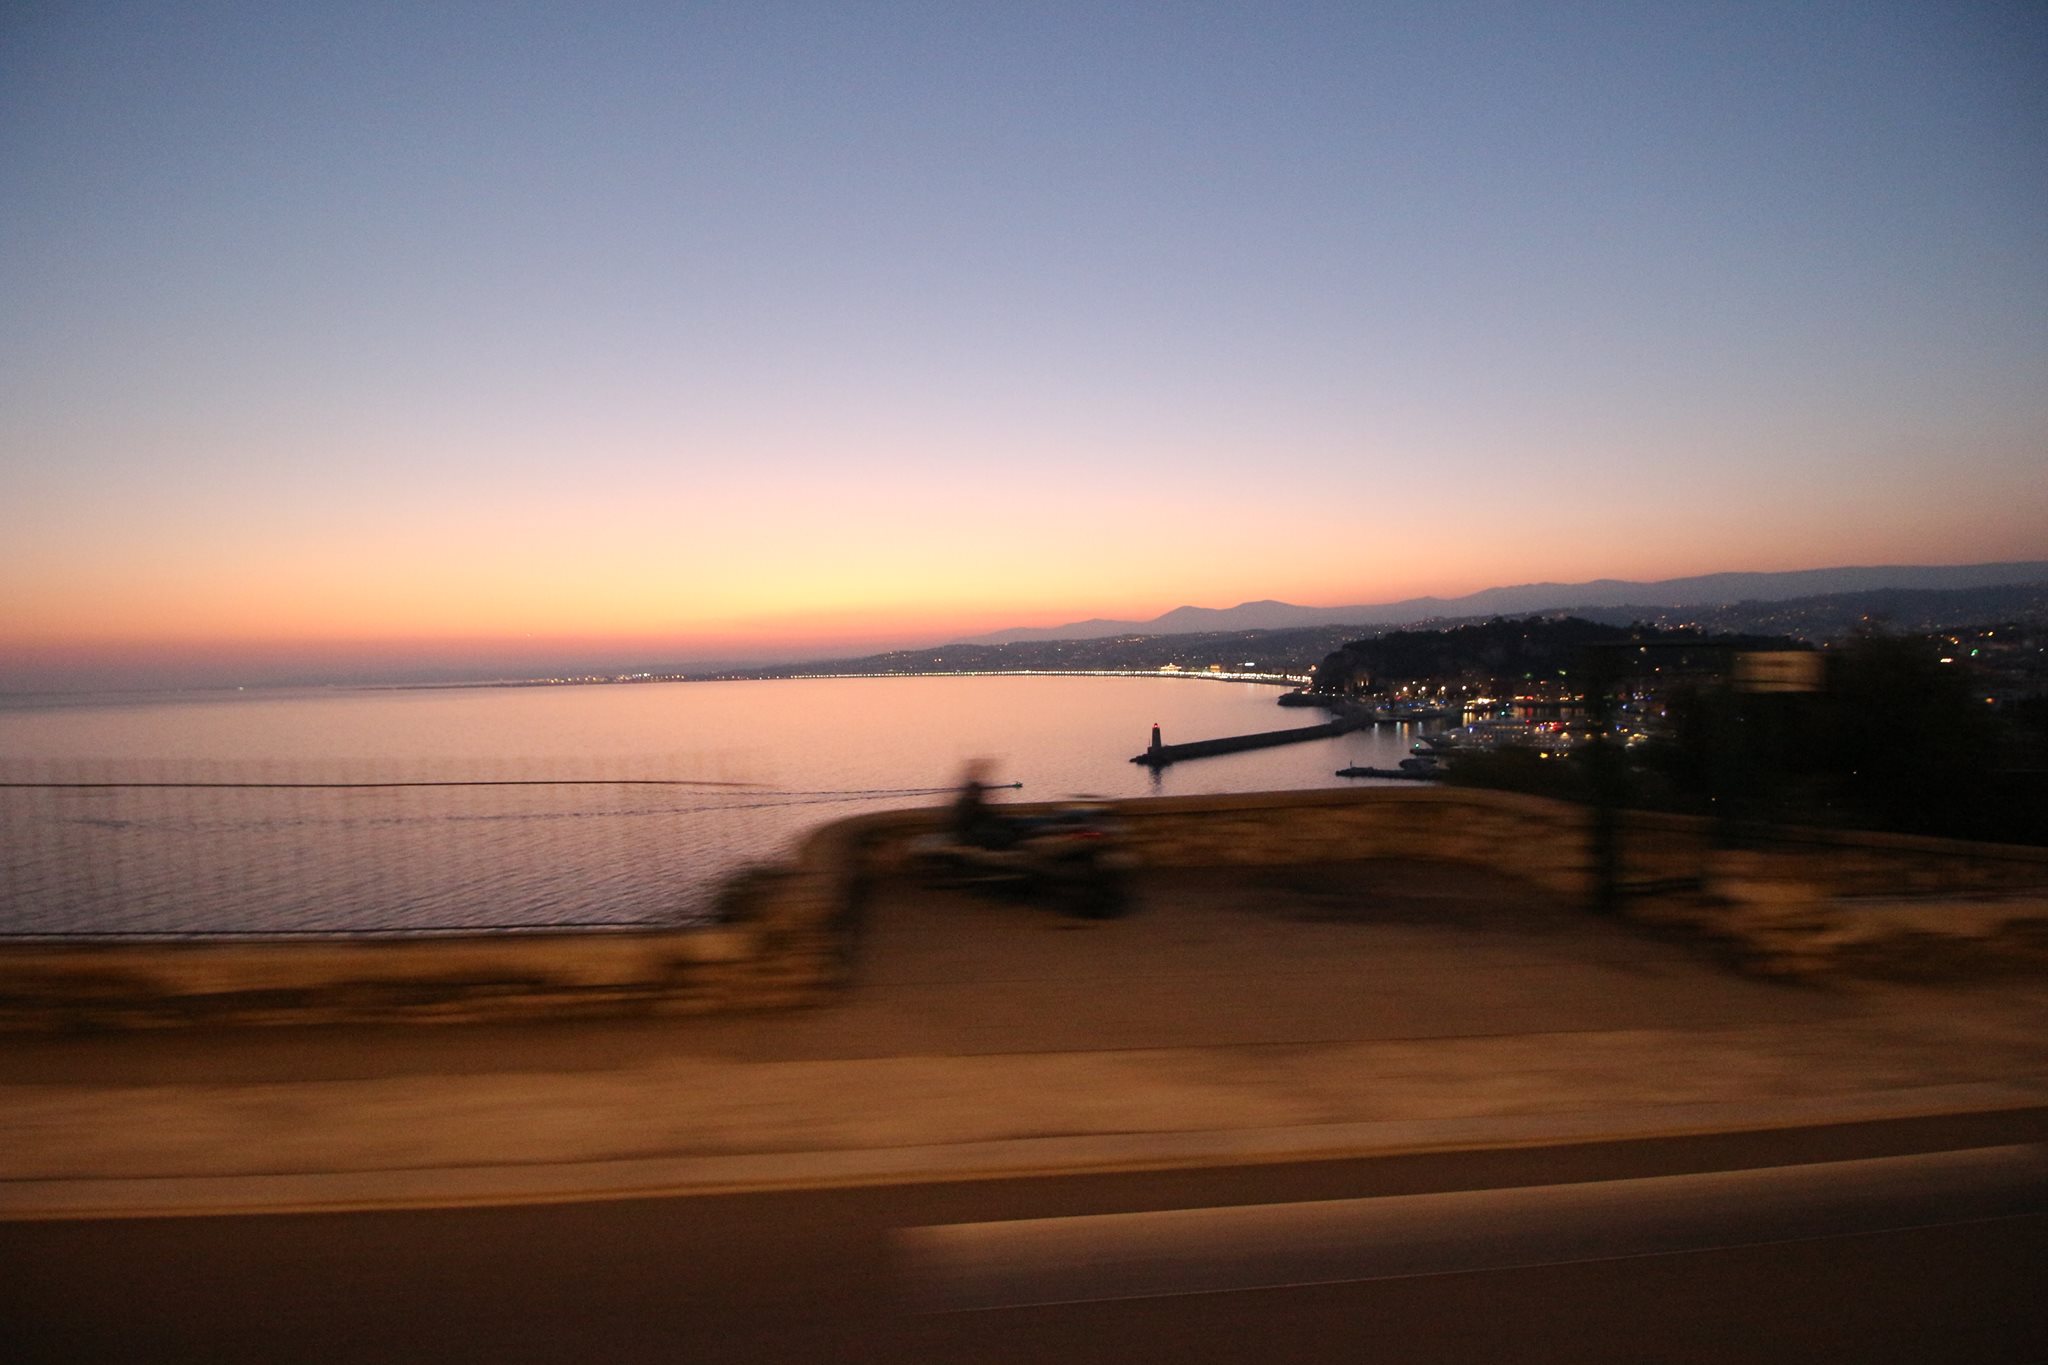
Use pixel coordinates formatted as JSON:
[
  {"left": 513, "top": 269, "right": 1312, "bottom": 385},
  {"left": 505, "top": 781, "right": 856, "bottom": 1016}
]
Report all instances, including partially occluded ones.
[
  {"left": 7, "top": 543, "right": 2040, "bottom": 671},
  {"left": 9, "top": 539, "right": 2043, "bottom": 645}
]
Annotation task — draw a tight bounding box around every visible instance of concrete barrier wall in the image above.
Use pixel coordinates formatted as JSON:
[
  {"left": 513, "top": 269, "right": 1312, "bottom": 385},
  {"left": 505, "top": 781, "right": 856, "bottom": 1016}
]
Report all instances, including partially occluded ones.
[
  {"left": 0, "top": 924, "right": 766, "bottom": 1029},
  {"left": 844, "top": 787, "right": 2048, "bottom": 902},
  {"left": 837, "top": 788, "right": 2048, "bottom": 979},
  {"left": 957, "top": 788, "right": 1600, "bottom": 896},
  {"left": 5, "top": 788, "right": 2045, "bottom": 1027},
  {"left": 0, "top": 798, "right": 954, "bottom": 1030}
]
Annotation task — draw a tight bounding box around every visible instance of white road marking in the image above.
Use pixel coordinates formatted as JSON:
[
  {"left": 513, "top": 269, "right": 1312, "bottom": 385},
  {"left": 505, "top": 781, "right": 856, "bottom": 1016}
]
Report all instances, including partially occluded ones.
[{"left": 898, "top": 1144, "right": 2048, "bottom": 1311}]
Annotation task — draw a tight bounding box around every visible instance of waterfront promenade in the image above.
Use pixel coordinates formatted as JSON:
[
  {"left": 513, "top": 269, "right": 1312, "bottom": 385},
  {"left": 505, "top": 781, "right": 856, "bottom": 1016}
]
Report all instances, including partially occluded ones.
[{"left": 3, "top": 860, "right": 2044, "bottom": 1215}]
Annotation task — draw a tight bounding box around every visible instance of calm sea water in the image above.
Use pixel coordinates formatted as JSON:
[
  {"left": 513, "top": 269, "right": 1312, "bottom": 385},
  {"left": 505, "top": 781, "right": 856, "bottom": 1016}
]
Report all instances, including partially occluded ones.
[{"left": 0, "top": 676, "right": 1428, "bottom": 936}]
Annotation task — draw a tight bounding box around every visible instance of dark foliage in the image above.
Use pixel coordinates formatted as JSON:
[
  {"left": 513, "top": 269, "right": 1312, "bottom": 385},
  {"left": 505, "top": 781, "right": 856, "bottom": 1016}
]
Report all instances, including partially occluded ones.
[
  {"left": 1637, "top": 632, "right": 2043, "bottom": 844},
  {"left": 1421, "top": 626, "right": 2044, "bottom": 846}
]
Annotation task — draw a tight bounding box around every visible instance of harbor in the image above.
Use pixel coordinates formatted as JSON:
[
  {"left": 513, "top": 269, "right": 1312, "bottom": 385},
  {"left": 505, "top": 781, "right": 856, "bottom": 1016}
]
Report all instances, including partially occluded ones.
[{"left": 1133, "top": 688, "right": 1463, "bottom": 771}]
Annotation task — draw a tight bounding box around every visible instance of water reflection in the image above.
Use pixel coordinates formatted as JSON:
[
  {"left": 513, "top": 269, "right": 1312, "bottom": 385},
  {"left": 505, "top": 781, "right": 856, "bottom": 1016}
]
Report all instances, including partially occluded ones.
[{"left": 0, "top": 677, "right": 1430, "bottom": 935}]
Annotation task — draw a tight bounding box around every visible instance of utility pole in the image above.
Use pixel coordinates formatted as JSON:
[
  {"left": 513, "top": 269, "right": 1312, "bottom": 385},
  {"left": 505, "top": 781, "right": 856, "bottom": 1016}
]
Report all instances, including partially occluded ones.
[{"left": 1582, "top": 645, "right": 1624, "bottom": 916}]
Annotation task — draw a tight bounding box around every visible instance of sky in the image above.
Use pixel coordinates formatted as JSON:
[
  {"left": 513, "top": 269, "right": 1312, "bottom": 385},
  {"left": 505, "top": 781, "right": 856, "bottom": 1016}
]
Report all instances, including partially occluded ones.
[{"left": 4, "top": 2, "right": 2045, "bottom": 687}]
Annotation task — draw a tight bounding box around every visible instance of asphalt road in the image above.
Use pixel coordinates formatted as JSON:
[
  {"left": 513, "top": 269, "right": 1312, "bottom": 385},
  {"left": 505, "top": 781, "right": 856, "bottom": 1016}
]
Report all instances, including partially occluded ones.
[{"left": 6, "top": 1112, "right": 2046, "bottom": 1364}]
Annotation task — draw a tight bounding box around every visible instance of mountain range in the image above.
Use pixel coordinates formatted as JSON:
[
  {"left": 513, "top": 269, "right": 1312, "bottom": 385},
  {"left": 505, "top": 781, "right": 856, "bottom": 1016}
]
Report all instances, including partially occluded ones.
[{"left": 967, "top": 562, "right": 2048, "bottom": 644}]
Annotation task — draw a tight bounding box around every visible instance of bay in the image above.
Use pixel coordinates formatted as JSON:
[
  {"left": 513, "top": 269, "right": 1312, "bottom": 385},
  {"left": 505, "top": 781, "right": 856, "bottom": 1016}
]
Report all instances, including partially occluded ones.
[{"left": 0, "top": 676, "right": 1428, "bottom": 936}]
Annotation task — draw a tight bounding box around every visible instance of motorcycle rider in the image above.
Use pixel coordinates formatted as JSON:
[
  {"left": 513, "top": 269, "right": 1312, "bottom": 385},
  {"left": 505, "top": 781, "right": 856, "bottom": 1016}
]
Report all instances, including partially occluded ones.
[{"left": 952, "top": 759, "right": 1019, "bottom": 849}]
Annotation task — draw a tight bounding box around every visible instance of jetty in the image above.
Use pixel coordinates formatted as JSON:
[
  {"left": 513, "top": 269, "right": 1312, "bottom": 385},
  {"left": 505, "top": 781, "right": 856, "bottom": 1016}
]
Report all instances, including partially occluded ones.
[
  {"left": 1131, "top": 715, "right": 1369, "bottom": 768},
  {"left": 1277, "top": 690, "right": 1452, "bottom": 724},
  {"left": 1276, "top": 689, "right": 1344, "bottom": 709},
  {"left": 1335, "top": 764, "right": 1438, "bottom": 781}
]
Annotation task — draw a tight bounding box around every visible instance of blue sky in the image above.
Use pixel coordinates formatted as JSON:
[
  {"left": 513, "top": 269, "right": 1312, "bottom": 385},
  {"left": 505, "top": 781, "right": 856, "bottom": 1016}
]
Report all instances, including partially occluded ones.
[{"left": 3, "top": 2, "right": 2044, "bottom": 685}]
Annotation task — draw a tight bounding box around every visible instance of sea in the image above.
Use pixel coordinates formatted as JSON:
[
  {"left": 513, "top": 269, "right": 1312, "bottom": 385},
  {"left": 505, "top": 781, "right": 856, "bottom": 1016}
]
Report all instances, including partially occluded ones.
[{"left": 0, "top": 675, "right": 1430, "bottom": 937}]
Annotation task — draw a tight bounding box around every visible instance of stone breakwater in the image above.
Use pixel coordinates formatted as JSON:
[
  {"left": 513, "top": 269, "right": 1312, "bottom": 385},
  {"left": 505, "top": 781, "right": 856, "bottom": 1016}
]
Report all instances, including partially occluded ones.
[
  {"left": 3, "top": 789, "right": 2046, "bottom": 1029},
  {"left": 1131, "top": 713, "right": 1371, "bottom": 768}
]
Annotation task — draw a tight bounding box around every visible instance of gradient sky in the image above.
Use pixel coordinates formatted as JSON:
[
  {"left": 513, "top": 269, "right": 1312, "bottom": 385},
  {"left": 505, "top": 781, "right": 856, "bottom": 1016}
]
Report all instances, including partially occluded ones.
[{"left": 4, "top": 2, "right": 2045, "bottom": 686}]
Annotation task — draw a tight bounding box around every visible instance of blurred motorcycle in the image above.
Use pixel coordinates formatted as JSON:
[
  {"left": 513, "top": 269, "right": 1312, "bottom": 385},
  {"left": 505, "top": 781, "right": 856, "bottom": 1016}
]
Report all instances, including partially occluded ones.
[{"left": 909, "top": 803, "right": 1136, "bottom": 919}]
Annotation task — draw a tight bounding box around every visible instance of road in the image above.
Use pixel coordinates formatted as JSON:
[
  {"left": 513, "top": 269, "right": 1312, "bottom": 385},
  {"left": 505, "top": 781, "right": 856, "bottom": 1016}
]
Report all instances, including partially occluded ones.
[{"left": 6, "top": 1113, "right": 2045, "bottom": 1364}]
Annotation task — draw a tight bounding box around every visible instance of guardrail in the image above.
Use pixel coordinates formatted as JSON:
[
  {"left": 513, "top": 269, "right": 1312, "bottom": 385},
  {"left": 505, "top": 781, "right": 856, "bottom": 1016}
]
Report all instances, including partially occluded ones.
[{"left": 0, "top": 758, "right": 959, "bottom": 939}]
